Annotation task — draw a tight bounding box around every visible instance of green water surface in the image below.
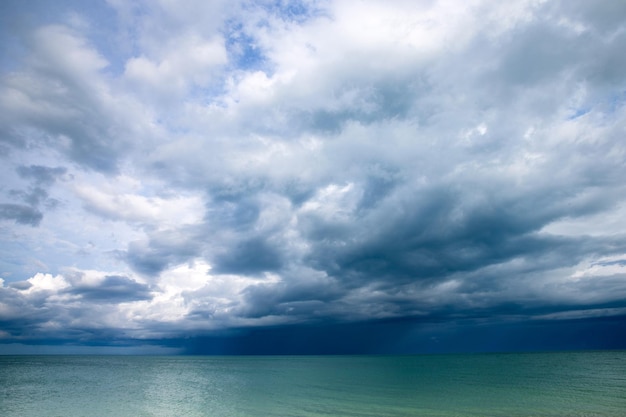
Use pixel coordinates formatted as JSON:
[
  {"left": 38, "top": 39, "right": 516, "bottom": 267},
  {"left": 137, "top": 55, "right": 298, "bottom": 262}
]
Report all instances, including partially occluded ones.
[{"left": 1, "top": 351, "right": 625, "bottom": 416}]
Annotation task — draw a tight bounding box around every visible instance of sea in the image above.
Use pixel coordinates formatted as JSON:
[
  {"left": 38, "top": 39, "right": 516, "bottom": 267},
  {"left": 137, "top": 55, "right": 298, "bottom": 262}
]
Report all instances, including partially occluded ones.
[{"left": 1, "top": 351, "right": 625, "bottom": 417}]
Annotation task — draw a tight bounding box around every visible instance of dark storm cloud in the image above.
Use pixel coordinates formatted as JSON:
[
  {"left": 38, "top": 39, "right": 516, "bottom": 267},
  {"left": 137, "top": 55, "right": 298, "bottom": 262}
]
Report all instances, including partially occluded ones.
[
  {"left": 238, "top": 273, "right": 342, "bottom": 319},
  {"left": 67, "top": 275, "right": 152, "bottom": 303},
  {"left": 181, "top": 314, "right": 626, "bottom": 355},
  {"left": 300, "top": 177, "right": 616, "bottom": 287},
  {"left": 124, "top": 229, "right": 202, "bottom": 276},
  {"left": 212, "top": 237, "right": 283, "bottom": 275}
]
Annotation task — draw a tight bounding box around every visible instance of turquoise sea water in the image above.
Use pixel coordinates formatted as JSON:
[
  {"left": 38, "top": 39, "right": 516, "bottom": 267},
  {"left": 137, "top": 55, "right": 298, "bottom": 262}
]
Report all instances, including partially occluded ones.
[{"left": 1, "top": 351, "right": 625, "bottom": 416}]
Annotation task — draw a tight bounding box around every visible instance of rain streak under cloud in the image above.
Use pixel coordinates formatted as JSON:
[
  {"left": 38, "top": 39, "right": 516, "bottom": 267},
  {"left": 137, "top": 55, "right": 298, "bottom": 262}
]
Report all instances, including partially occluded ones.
[{"left": 1, "top": 0, "right": 626, "bottom": 354}]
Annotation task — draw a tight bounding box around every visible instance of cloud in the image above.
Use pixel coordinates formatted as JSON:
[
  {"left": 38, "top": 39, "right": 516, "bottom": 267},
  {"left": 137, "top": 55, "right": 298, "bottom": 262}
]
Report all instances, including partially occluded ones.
[
  {"left": 16, "top": 165, "right": 67, "bottom": 186},
  {"left": 0, "top": 204, "right": 43, "bottom": 226},
  {"left": 73, "top": 181, "right": 204, "bottom": 227},
  {"left": 213, "top": 236, "right": 284, "bottom": 275},
  {"left": 124, "top": 35, "right": 227, "bottom": 101},
  {"left": 123, "top": 228, "right": 204, "bottom": 276},
  {"left": 0, "top": 164, "right": 67, "bottom": 227},
  {"left": 66, "top": 274, "right": 152, "bottom": 303},
  {"left": 1, "top": 0, "right": 626, "bottom": 352},
  {"left": 0, "top": 23, "right": 151, "bottom": 173},
  {"left": 0, "top": 270, "right": 153, "bottom": 341}
]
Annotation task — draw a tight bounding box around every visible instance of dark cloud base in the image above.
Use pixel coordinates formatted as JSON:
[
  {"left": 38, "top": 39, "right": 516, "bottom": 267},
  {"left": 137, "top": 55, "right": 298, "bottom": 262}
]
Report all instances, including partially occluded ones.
[
  {"left": 4, "top": 315, "right": 625, "bottom": 355},
  {"left": 176, "top": 315, "right": 626, "bottom": 355}
]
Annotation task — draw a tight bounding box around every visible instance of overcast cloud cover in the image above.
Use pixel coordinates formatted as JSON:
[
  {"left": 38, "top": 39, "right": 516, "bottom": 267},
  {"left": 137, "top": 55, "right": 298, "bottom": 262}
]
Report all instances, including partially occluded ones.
[{"left": 1, "top": 0, "right": 626, "bottom": 354}]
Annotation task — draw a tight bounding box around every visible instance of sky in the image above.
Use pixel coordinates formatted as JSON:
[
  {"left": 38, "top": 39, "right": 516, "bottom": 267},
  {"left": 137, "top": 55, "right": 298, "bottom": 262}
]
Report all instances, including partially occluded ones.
[{"left": 1, "top": 0, "right": 626, "bottom": 355}]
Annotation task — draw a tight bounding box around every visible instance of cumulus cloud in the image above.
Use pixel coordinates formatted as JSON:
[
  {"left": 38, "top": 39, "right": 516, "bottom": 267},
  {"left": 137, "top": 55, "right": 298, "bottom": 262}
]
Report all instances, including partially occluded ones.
[{"left": 1, "top": 0, "right": 626, "bottom": 351}]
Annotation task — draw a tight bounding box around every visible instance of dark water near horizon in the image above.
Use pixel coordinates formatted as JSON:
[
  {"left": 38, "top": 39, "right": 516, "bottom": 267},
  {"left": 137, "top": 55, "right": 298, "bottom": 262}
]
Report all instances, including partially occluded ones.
[{"left": 1, "top": 351, "right": 625, "bottom": 416}]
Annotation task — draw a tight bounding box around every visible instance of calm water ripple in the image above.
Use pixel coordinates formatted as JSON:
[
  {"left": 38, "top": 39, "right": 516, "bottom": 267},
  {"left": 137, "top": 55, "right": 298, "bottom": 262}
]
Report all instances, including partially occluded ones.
[{"left": 1, "top": 351, "right": 625, "bottom": 417}]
